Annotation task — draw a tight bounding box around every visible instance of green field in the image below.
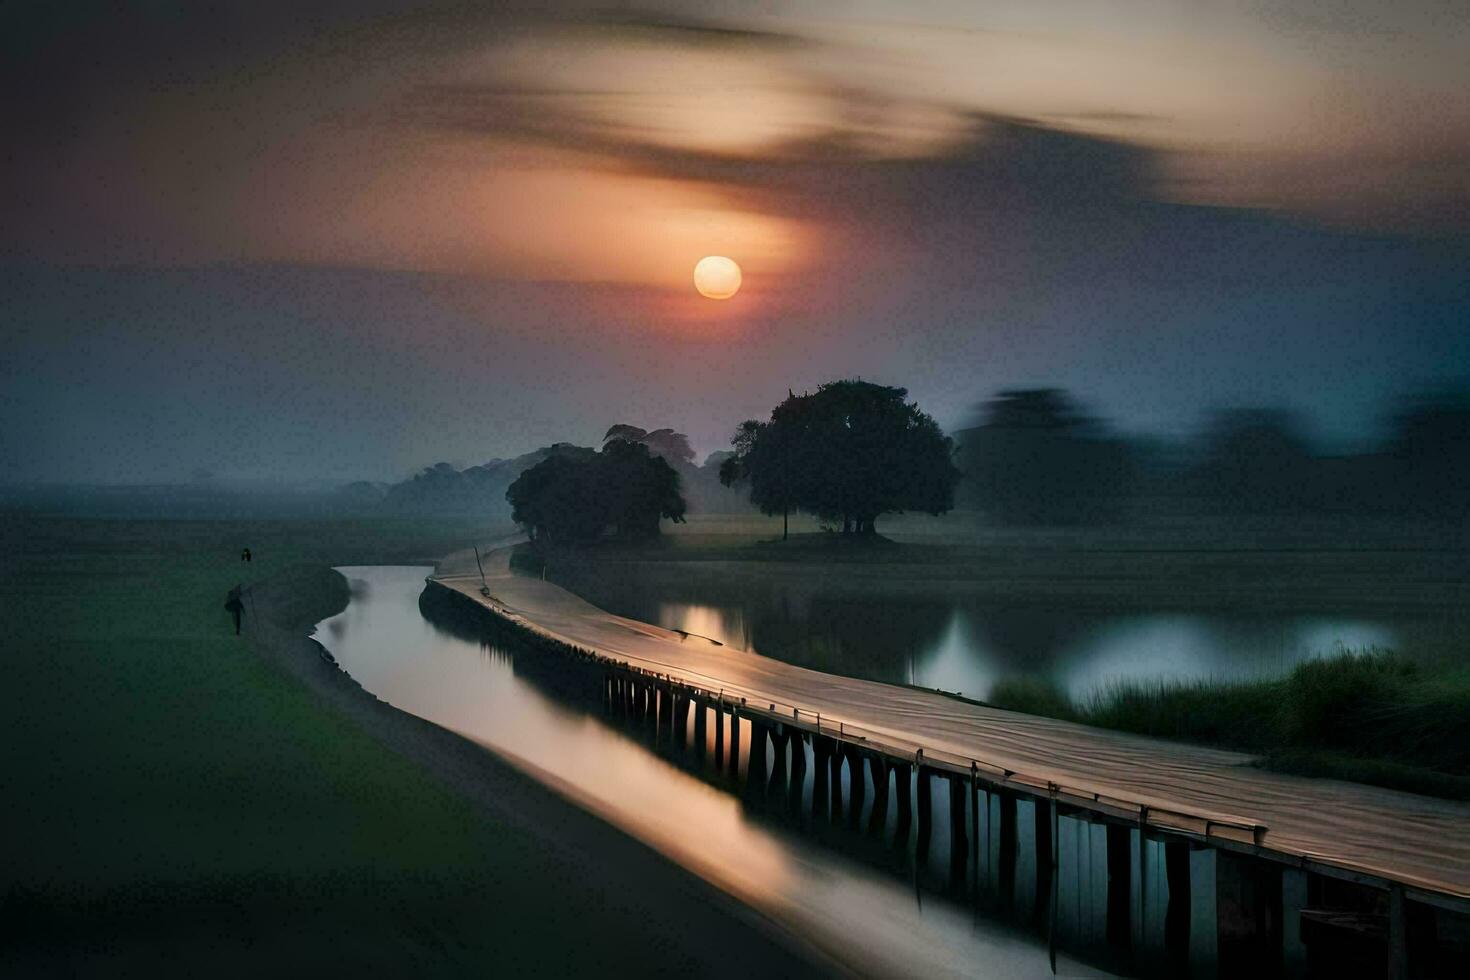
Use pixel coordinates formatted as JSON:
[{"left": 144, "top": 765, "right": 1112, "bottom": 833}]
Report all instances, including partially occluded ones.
[{"left": 0, "top": 515, "right": 815, "bottom": 976}]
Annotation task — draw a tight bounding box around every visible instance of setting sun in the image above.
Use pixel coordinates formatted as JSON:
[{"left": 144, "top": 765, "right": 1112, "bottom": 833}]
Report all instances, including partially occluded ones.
[{"left": 693, "top": 255, "right": 742, "bottom": 299}]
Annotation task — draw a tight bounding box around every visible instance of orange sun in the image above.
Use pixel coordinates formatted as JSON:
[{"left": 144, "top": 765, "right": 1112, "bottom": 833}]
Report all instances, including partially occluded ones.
[{"left": 693, "top": 255, "right": 742, "bottom": 299}]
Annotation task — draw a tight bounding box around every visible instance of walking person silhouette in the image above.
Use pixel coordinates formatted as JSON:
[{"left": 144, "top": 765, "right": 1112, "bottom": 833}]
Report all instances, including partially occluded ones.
[{"left": 224, "top": 585, "right": 245, "bottom": 635}]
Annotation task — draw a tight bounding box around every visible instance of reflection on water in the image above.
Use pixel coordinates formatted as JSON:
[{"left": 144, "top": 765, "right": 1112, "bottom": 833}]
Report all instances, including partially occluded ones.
[
  {"left": 543, "top": 565, "right": 1412, "bottom": 700},
  {"left": 313, "top": 567, "right": 1114, "bottom": 979}
]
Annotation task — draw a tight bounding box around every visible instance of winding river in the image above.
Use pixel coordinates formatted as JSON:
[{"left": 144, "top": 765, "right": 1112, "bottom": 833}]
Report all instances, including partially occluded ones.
[{"left": 313, "top": 565, "right": 1121, "bottom": 978}]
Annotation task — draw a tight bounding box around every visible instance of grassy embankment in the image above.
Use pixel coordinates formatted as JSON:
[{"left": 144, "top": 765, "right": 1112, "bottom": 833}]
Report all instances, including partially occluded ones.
[
  {"left": 990, "top": 653, "right": 1470, "bottom": 800},
  {"left": 0, "top": 515, "right": 817, "bottom": 976},
  {"left": 1, "top": 515, "right": 505, "bottom": 973}
]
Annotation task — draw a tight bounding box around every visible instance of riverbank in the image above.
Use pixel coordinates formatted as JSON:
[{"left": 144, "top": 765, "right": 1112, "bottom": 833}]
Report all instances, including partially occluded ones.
[
  {"left": 989, "top": 653, "right": 1470, "bottom": 800},
  {"left": 532, "top": 517, "right": 1470, "bottom": 616},
  {"left": 1, "top": 514, "right": 830, "bottom": 977}
]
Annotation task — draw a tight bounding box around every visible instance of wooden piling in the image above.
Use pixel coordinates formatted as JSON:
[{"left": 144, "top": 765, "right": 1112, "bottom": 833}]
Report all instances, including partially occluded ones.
[
  {"left": 788, "top": 731, "right": 807, "bottom": 816},
  {"left": 997, "top": 790, "right": 1017, "bottom": 916},
  {"left": 728, "top": 707, "right": 742, "bottom": 777},
  {"left": 812, "top": 736, "right": 832, "bottom": 821},
  {"left": 768, "top": 725, "right": 789, "bottom": 799},
  {"left": 949, "top": 773, "right": 969, "bottom": 893},
  {"left": 1033, "top": 792, "right": 1052, "bottom": 924},
  {"left": 713, "top": 700, "right": 725, "bottom": 767},
  {"left": 1388, "top": 885, "right": 1407, "bottom": 980},
  {"left": 892, "top": 761, "right": 912, "bottom": 850},
  {"left": 970, "top": 768, "right": 981, "bottom": 905},
  {"left": 829, "top": 747, "right": 845, "bottom": 826},
  {"left": 1164, "top": 840, "right": 1191, "bottom": 976},
  {"left": 916, "top": 765, "right": 934, "bottom": 866},
  {"left": 676, "top": 693, "right": 691, "bottom": 745},
  {"left": 693, "top": 697, "right": 707, "bottom": 758},
  {"left": 867, "top": 754, "right": 889, "bottom": 837},
  {"left": 846, "top": 745, "right": 866, "bottom": 831},
  {"left": 747, "top": 719, "right": 768, "bottom": 798},
  {"left": 1106, "top": 823, "right": 1131, "bottom": 951}
]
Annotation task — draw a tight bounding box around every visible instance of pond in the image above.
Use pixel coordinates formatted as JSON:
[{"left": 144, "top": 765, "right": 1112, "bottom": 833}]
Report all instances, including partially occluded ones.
[{"left": 529, "top": 560, "right": 1437, "bottom": 701}]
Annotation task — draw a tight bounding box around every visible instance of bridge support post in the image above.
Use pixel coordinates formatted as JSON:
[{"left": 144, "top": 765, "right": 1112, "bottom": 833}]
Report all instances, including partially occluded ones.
[
  {"left": 1389, "top": 885, "right": 1407, "bottom": 980},
  {"left": 812, "top": 736, "right": 831, "bottom": 822},
  {"left": 693, "top": 697, "right": 707, "bottom": 758},
  {"left": 846, "top": 745, "right": 866, "bottom": 831},
  {"left": 1033, "top": 793, "right": 1052, "bottom": 924},
  {"left": 892, "top": 761, "right": 912, "bottom": 850},
  {"left": 676, "top": 693, "right": 690, "bottom": 745},
  {"left": 788, "top": 732, "right": 807, "bottom": 816},
  {"left": 916, "top": 765, "right": 933, "bottom": 867},
  {"left": 747, "top": 719, "right": 768, "bottom": 798},
  {"left": 768, "top": 725, "right": 789, "bottom": 799},
  {"left": 1164, "top": 839, "right": 1191, "bottom": 977},
  {"left": 997, "top": 790, "right": 1017, "bottom": 916},
  {"left": 970, "top": 768, "right": 981, "bottom": 904},
  {"left": 828, "top": 747, "right": 844, "bottom": 826},
  {"left": 1106, "top": 823, "right": 1131, "bottom": 951},
  {"left": 713, "top": 701, "right": 725, "bottom": 767},
  {"left": 726, "top": 707, "right": 741, "bottom": 777},
  {"left": 950, "top": 773, "right": 969, "bottom": 895},
  {"left": 867, "top": 754, "right": 889, "bottom": 837}
]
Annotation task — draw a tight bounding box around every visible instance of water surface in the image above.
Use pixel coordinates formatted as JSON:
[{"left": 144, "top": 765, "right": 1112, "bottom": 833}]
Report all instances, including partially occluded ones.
[
  {"left": 314, "top": 566, "right": 1115, "bottom": 978},
  {"left": 535, "top": 563, "right": 1429, "bottom": 700}
]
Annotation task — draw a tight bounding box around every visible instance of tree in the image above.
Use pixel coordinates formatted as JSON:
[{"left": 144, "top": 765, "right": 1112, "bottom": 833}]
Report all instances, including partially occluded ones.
[
  {"left": 721, "top": 380, "right": 960, "bottom": 536},
  {"left": 955, "top": 388, "right": 1136, "bottom": 524},
  {"left": 1387, "top": 389, "right": 1470, "bottom": 517},
  {"left": 602, "top": 424, "right": 695, "bottom": 465},
  {"left": 506, "top": 441, "right": 685, "bottom": 544},
  {"left": 1195, "top": 408, "right": 1317, "bottom": 513}
]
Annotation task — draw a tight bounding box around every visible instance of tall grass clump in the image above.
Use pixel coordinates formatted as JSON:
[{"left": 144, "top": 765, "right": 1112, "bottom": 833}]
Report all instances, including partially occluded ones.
[
  {"left": 986, "top": 677, "right": 1078, "bottom": 722},
  {"left": 1082, "top": 676, "right": 1283, "bottom": 748},
  {"left": 985, "top": 648, "right": 1470, "bottom": 799}
]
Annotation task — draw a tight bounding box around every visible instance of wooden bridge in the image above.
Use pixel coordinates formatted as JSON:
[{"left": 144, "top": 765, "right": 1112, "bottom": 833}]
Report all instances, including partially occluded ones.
[{"left": 432, "top": 543, "right": 1470, "bottom": 977}]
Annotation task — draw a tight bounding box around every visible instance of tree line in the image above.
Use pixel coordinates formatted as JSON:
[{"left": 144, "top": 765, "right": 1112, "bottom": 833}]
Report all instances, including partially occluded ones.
[{"left": 499, "top": 380, "right": 1470, "bottom": 544}]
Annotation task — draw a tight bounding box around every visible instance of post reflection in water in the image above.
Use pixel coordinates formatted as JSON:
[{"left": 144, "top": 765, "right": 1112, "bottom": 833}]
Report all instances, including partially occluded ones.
[{"left": 315, "top": 566, "right": 1119, "bottom": 978}]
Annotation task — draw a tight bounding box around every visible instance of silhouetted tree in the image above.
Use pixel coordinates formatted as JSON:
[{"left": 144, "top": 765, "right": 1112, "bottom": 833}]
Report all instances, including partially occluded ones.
[
  {"left": 1195, "top": 408, "right": 1317, "bottom": 513},
  {"left": 507, "top": 441, "right": 685, "bottom": 544},
  {"left": 603, "top": 424, "right": 696, "bottom": 465},
  {"left": 721, "top": 380, "right": 960, "bottom": 536},
  {"left": 956, "top": 388, "right": 1136, "bottom": 524},
  {"left": 1388, "top": 389, "right": 1470, "bottom": 517}
]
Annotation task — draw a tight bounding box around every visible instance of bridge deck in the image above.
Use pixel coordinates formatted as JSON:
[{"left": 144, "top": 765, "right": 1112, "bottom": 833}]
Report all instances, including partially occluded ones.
[{"left": 432, "top": 544, "right": 1470, "bottom": 907}]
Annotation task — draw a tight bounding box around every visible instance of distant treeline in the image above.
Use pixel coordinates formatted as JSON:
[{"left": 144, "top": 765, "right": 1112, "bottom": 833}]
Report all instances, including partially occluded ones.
[
  {"left": 372, "top": 387, "right": 1469, "bottom": 528},
  {"left": 369, "top": 428, "right": 748, "bottom": 521},
  {"left": 954, "top": 387, "right": 1470, "bottom": 524}
]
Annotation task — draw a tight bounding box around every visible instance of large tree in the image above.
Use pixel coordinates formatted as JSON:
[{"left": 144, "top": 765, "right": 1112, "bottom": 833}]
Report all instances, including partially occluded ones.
[
  {"left": 955, "top": 388, "right": 1137, "bottom": 524},
  {"left": 721, "top": 380, "right": 960, "bottom": 536},
  {"left": 507, "top": 441, "right": 685, "bottom": 544}
]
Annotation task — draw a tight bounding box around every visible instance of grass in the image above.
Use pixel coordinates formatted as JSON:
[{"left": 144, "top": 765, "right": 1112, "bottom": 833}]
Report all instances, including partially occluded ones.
[
  {"left": 988, "top": 650, "right": 1470, "bottom": 799},
  {"left": 2, "top": 513, "right": 817, "bottom": 976},
  {"left": 0, "top": 515, "right": 508, "bottom": 970}
]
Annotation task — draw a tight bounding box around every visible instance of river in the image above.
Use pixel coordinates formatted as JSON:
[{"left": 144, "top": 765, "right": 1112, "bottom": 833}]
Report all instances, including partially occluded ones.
[
  {"left": 532, "top": 560, "right": 1448, "bottom": 701},
  {"left": 313, "top": 565, "right": 1127, "bottom": 978}
]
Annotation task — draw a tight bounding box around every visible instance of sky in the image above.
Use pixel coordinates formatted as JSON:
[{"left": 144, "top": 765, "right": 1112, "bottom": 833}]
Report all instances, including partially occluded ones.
[{"left": 2, "top": 1, "right": 1467, "bottom": 483}]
